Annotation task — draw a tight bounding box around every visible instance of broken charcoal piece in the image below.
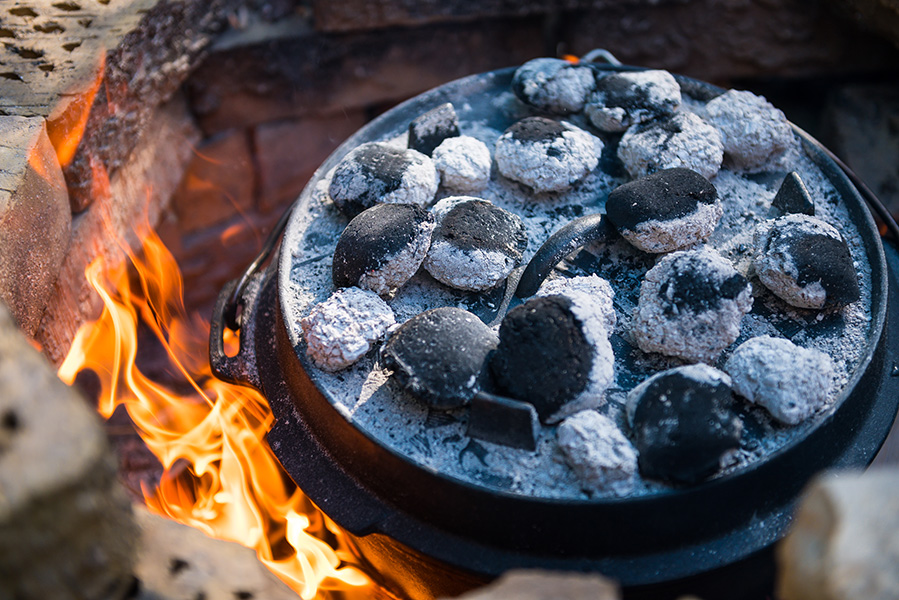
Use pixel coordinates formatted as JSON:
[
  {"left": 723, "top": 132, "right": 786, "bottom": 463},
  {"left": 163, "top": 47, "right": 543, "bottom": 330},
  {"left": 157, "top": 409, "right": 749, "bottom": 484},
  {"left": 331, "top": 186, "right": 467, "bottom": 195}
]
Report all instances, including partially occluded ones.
[
  {"left": 408, "top": 103, "right": 460, "bottom": 157},
  {"left": 424, "top": 196, "right": 528, "bottom": 291},
  {"left": 606, "top": 167, "right": 722, "bottom": 253},
  {"left": 328, "top": 142, "right": 438, "bottom": 218},
  {"left": 381, "top": 307, "right": 498, "bottom": 409},
  {"left": 633, "top": 246, "right": 753, "bottom": 364},
  {"left": 754, "top": 214, "right": 860, "bottom": 309},
  {"left": 585, "top": 70, "right": 682, "bottom": 132},
  {"left": 467, "top": 391, "right": 540, "bottom": 451},
  {"left": 432, "top": 135, "right": 492, "bottom": 193},
  {"left": 627, "top": 364, "right": 742, "bottom": 485},
  {"left": 332, "top": 203, "right": 435, "bottom": 295},
  {"left": 300, "top": 287, "right": 396, "bottom": 372},
  {"left": 725, "top": 336, "right": 834, "bottom": 425},
  {"left": 489, "top": 294, "right": 614, "bottom": 424},
  {"left": 772, "top": 172, "right": 815, "bottom": 216},
  {"left": 495, "top": 117, "right": 602, "bottom": 193},
  {"left": 618, "top": 112, "right": 723, "bottom": 181},
  {"left": 511, "top": 57, "right": 597, "bottom": 114},
  {"left": 557, "top": 410, "right": 639, "bottom": 497}
]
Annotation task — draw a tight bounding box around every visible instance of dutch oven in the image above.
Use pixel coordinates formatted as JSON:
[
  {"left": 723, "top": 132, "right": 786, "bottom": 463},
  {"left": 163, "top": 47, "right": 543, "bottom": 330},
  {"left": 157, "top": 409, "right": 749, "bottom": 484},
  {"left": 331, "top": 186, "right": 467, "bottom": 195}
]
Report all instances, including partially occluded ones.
[{"left": 209, "top": 54, "right": 899, "bottom": 600}]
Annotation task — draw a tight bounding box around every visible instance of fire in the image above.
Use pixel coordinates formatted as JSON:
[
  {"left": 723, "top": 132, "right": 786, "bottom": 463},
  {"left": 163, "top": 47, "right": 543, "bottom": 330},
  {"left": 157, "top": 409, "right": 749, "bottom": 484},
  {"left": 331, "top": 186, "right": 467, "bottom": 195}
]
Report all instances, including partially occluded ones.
[{"left": 57, "top": 223, "right": 371, "bottom": 599}]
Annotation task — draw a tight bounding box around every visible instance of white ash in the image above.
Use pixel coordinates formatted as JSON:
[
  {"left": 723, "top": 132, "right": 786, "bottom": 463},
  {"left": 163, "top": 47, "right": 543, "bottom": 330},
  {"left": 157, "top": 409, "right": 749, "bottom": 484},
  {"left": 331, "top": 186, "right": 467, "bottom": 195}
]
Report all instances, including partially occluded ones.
[
  {"left": 494, "top": 121, "right": 602, "bottom": 193},
  {"left": 622, "top": 199, "right": 723, "bottom": 253},
  {"left": 432, "top": 135, "right": 492, "bottom": 193},
  {"left": 724, "top": 336, "right": 835, "bottom": 426},
  {"left": 625, "top": 363, "right": 732, "bottom": 427},
  {"left": 512, "top": 58, "right": 597, "bottom": 114},
  {"left": 357, "top": 218, "right": 436, "bottom": 296},
  {"left": 300, "top": 287, "right": 396, "bottom": 372},
  {"left": 632, "top": 246, "right": 753, "bottom": 364},
  {"left": 618, "top": 112, "right": 724, "bottom": 180},
  {"left": 703, "top": 89, "right": 798, "bottom": 173},
  {"left": 557, "top": 410, "right": 639, "bottom": 497},
  {"left": 585, "top": 69, "right": 682, "bottom": 132},
  {"left": 536, "top": 274, "right": 617, "bottom": 332}
]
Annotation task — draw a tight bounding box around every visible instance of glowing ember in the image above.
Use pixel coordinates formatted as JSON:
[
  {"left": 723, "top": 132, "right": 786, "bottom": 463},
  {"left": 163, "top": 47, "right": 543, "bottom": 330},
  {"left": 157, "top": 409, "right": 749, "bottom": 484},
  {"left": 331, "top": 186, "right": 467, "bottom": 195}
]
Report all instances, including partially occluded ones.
[{"left": 57, "top": 223, "right": 371, "bottom": 599}]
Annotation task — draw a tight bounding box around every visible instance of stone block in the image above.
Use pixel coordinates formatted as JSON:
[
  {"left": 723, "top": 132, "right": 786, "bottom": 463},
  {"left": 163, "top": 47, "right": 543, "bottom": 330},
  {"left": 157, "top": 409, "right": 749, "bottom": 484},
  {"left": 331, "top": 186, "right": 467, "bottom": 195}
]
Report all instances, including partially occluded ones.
[
  {"left": 254, "top": 112, "right": 367, "bottom": 212},
  {"left": 0, "top": 302, "right": 137, "bottom": 600},
  {"left": 777, "top": 469, "right": 899, "bottom": 600},
  {"left": 0, "top": 115, "right": 71, "bottom": 336},
  {"left": 444, "top": 570, "right": 620, "bottom": 600},
  {"left": 133, "top": 505, "right": 299, "bottom": 600},
  {"left": 186, "top": 16, "right": 546, "bottom": 134},
  {"left": 171, "top": 129, "right": 256, "bottom": 233},
  {"left": 35, "top": 94, "right": 200, "bottom": 366}
]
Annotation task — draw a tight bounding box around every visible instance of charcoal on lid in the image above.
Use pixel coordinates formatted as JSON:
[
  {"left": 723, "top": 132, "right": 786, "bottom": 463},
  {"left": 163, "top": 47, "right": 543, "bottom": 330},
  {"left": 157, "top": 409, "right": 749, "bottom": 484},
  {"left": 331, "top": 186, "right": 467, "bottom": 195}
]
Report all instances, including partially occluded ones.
[
  {"left": 754, "top": 214, "right": 860, "bottom": 309},
  {"left": 557, "top": 410, "right": 639, "bottom": 497},
  {"left": 332, "top": 203, "right": 435, "bottom": 295},
  {"left": 328, "top": 142, "right": 437, "bottom": 218},
  {"left": 627, "top": 364, "right": 741, "bottom": 485},
  {"left": 585, "top": 70, "right": 682, "bottom": 132},
  {"left": 617, "top": 112, "right": 723, "bottom": 181},
  {"left": 467, "top": 392, "right": 540, "bottom": 451},
  {"left": 606, "top": 168, "right": 722, "bottom": 253},
  {"left": 408, "top": 103, "right": 460, "bottom": 157},
  {"left": 772, "top": 172, "right": 815, "bottom": 216},
  {"left": 511, "top": 57, "right": 597, "bottom": 114},
  {"left": 381, "top": 307, "right": 498, "bottom": 409},
  {"left": 489, "top": 294, "right": 614, "bottom": 424},
  {"left": 424, "top": 197, "right": 528, "bottom": 291}
]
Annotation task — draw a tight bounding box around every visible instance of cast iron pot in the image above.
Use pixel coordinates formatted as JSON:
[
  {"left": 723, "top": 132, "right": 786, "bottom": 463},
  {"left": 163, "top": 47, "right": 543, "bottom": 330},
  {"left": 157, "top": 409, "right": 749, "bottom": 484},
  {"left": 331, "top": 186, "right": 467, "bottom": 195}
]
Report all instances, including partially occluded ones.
[{"left": 210, "top": 59, "right": 899, "bottom": 600}]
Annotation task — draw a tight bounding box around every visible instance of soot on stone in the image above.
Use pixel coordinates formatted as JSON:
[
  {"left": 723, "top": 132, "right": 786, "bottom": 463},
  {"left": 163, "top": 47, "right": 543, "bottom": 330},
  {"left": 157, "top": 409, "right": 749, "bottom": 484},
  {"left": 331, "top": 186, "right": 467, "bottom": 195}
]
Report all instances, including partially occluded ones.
[
  {"left": 328, "top": 142, "right": 438, "bottom": 217},
  {"left": 380, "top": 307, "right": 498, "bottom": 409},
  {"left": 627, "top": 364, "right": 742, "bottom": 485},
  {"left": 408, "top": 103, "right": 460, "bottom": 157},
  {"left": 606, "top": 167, "right": 721, "bottom": 253},
  {"left": 332, "top": 203, "right": 435, "bottom": 296}
]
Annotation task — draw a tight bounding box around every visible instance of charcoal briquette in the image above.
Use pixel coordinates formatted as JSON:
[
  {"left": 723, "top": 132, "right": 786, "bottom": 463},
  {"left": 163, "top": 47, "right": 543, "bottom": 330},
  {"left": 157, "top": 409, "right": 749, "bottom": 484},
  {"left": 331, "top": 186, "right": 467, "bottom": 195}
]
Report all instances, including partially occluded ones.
[
  {"left": 408, "top": 103, "right": 460, "bottom": 157},
  {"left": 467, "top": 392, "right": 540, "bottom": 451},
  {"left": 585, "top": 70, "right": 681, "bottom": 132},
  {"left": 511, "top": 57, "right": 596, "bottom": 114},
  {"left": 772, "top": 172, "right": 815, "bottom": 216}
]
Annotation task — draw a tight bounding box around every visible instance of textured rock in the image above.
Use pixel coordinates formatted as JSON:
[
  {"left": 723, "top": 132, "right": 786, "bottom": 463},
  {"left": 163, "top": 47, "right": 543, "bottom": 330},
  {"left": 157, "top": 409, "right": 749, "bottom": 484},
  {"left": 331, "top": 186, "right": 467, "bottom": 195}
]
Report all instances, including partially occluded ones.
[
  {"left": 778, "top": 470, "right": 899, "bottom": 600},
  {"left": 444, "top": 569, "right": 620, "bottom": 600},
  {"left": 0, "top": 302, "right": 137, "bottom": 600},
  {"left": 0, "top": 115, "right": 71, "bottom": 336}
]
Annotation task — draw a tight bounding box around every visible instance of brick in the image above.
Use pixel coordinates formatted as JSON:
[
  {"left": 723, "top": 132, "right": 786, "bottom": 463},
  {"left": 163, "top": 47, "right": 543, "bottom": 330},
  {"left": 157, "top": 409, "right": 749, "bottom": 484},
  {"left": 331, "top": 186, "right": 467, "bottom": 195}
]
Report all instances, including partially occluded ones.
[
  {"left": 0, "top": 115, "right": 71, "bottom": 336},
  {"left": 254, "top": 112, "right": 367, "bottom": 212},
  {"left": 35, "top": 94, "right": 200, "bottom": 366},
  {"left": 171, "top": 129, "right": 256, "bottom": 233},
  {"left": 185, "top": 16, "right": 546, "bottom": 134}
]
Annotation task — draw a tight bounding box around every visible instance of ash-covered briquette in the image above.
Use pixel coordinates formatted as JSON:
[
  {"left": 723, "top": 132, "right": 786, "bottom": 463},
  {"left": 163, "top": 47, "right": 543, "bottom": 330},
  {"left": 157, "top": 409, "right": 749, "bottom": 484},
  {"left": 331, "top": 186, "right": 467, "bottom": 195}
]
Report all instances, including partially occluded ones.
[
  {"left": 423, "top": 196, "right": 528, "bottom": 291},
  {"left": 633, "top": 246, "right": 753, "bottom": 364},
  {"left": 557, "top": 410, "right": 639, "bottom": 497},
  {"left": 300, "top": 287, "right": 396, "bottom": 372},
  {"left": 703, "top": 89, "right": 797, "bottom": 172},
  {"left": 772, "top": 172, "right": 815, "bottom": 216},
  {"left": 380, "top": 307, "right": 498, "bottom": 409},
  {"left": 332, "top": 203, "right": 435, "bottom": 296},
  {"left": 467, "top": 392, "right": 540, "bottom": 451},
  {"left": 627, "top": 364, "right": 742, "bottom": 485},
  {"left": 605, "top": 167, "right": 722, "bottom": 253},
  {"left": 494, "top": 117, "right": 602, "bottom": 193},
  {"left": 328, "top": 142, "right": 438, "bottom": 218},
  {"left": 536, "top": 274, "right": 616, "bottom": 332},
  {"left": 408, "top": 103, "right": 460, "bottom": 157},
  {"left": 617, "top": 112, "right": 724, "bottom": 181},
  {"left": 585, "top": 70, "right": 682, "bottom": 133},
  {"left": 754, "top": 213, "right": 860, "bottom": 309},
  {"left": 725, "top": 336, "right": 834, "bottom": 426},
  {"left": 432, "top": 135, "right": 492, "bottom": 193},
  {"left": 511, "top": 57, "right": 597, "bottom": 114},
  {"left": 490, "top": 294, "right": 614, "bottom": 424}
]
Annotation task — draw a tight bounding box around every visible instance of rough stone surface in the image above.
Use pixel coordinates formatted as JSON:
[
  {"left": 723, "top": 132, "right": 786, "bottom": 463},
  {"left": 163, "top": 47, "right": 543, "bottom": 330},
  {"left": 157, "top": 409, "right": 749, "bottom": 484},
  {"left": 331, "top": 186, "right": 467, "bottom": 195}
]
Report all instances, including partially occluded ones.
[
  {"left": 0, "top": 115, "right": 71, "bottom": 336},
  {"left": 0, "top": 302, "right": 137, "bottom": 600},
  {"left": 35, "top": 94, "right": 200, "bottom": 366},
  {"left": 133, "top": 506, "right": 299, "bottom": 600},
  {"left": 778, "top": 469, "right": 899, "bottom": 600},
  {"left": 444, "top": 569, "right": 620, "bottom": 600}
]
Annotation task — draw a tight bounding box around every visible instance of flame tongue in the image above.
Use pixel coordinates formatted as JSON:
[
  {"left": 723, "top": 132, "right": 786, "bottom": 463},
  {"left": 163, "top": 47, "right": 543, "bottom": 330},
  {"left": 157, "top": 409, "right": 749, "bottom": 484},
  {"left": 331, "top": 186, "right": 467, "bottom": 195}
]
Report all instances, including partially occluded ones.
[{"left": 58, "top": 225, "right": 370, "bottom": 599}]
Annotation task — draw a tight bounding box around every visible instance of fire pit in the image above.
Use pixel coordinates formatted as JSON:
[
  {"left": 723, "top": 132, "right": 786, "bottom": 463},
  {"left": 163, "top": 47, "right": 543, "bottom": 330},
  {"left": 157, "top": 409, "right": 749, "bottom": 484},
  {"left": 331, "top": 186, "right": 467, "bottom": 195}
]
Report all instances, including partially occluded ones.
[{"left": 210, "top": 56, "right": 899, "bottom": 599}]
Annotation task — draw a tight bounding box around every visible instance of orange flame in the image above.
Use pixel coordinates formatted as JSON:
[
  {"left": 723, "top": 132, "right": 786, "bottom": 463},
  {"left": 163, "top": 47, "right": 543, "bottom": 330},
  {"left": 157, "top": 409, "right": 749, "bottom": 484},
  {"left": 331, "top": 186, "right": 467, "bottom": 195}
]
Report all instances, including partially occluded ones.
[
  {"left": 46, "top": 52, "right": 106, "bottom": 167},
  {"left": 57, "top": 223, "right": 371, "bottom": 599}
]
